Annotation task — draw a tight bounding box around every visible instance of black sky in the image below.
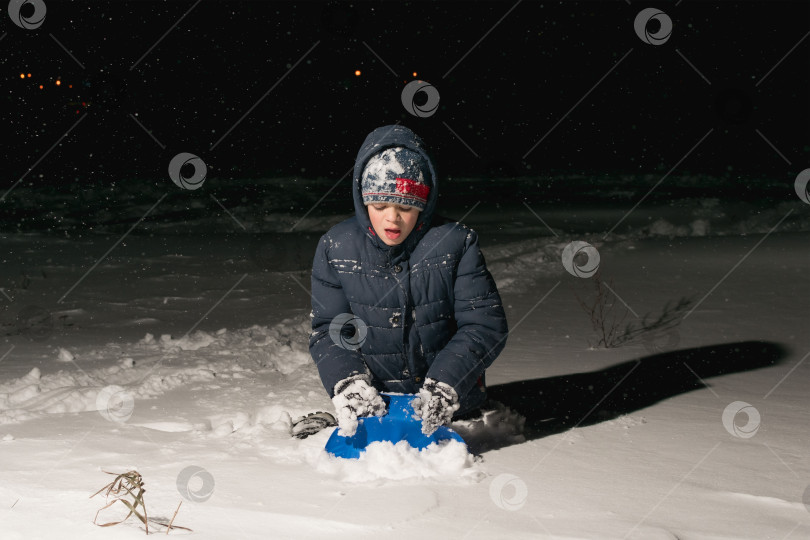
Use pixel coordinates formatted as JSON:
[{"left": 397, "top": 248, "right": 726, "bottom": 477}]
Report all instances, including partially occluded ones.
[{"left": 3, "top": 0, "right": 810, "bottom": 189}]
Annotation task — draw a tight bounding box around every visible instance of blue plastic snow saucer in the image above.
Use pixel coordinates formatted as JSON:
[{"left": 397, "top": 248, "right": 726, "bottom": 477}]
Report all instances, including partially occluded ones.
[{"left": 325, "top": 393, "right": 467, "bottom": 459}]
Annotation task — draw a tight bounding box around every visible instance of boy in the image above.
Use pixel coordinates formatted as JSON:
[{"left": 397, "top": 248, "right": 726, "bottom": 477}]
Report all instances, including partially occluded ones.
[{"left": 302, "top": 124, "right": 508, "bottom": 439}]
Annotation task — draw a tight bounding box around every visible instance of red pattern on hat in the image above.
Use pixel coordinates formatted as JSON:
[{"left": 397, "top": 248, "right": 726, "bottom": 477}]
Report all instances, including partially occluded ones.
[{"left": 395, "top": 178, "right": 430, "bottom": 202}]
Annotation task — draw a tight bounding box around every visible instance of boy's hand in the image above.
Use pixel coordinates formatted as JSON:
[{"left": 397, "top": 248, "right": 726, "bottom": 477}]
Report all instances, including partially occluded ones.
[
  {"left": 331, "top": 375, "right": 386, "bottom": 437},
  {"left": 411, "top": 378, "right": 460, "bottom": 436}
]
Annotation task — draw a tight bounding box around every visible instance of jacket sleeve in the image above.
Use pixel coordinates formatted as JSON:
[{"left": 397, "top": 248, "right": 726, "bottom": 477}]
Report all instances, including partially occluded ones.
[
  {"left": 425, "top": 228, "right": 508, "bottom": 398},
  {"left": 309, "top": 233, "right": 370, "bottom": 397}
]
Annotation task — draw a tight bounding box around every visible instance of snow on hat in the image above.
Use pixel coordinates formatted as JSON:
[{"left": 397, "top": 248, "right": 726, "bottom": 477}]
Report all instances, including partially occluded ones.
[{"left": 361, "top": 147, "right": 431, "bottom": 211}]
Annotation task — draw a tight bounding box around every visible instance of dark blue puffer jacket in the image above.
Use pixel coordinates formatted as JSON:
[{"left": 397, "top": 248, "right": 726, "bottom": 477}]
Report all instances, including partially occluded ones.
[{"left": 309, "top": 125, "right": 508, "bottom": 415}]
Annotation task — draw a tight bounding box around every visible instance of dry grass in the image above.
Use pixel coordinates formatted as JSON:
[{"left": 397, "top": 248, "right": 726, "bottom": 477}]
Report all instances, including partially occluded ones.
[{"left": 90, "top": 470, "right": 191, "bottom": 535}]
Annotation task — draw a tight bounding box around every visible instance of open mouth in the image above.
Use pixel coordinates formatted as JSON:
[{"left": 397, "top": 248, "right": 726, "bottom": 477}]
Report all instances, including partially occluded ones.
[{"left": 384, "top": 228, "right": 401, "bottom": 240}]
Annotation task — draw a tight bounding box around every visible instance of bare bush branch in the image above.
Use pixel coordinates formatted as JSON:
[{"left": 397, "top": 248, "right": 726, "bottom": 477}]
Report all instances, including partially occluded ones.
[{"left": 571, "top": 273, "right": 693, "bottom": 349}]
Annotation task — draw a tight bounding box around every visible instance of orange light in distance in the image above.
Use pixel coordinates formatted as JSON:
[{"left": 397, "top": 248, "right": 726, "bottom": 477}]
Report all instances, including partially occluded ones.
[
  {"left": 354, "top": 70, "right": 361, "bottom": 76},
  {"left": 412, "top": 72, "right": 417, "bottom": 77},
  {"left": 38, "top": 84, "right": 43, "bottom": 89},
  {"left": 55, "top": 80, "right": 61, "bottom": 86},
  {"left": 19, "top": 73, "right": 25, "bottom": 79},
  {"left": 27, "top": 73, "right": 31, "bottom": 78}
]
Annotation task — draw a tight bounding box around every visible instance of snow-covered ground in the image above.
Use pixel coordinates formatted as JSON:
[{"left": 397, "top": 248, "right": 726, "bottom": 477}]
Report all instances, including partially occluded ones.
[{"left": 1, "top": 175, "right": 809, "bottom": 539}]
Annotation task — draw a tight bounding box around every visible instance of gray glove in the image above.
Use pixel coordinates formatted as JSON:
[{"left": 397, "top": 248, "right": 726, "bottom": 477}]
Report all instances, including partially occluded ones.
[
  {"left": 411, "top": 378, "right": 460, "bottom": 435},
  {"left": 331, "top": 374, "right": 386, "bottom": 437}
]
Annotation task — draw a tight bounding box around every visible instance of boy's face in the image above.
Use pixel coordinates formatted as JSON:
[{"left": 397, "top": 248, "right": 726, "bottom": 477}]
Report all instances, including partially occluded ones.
[{"left": 367, "top": 203, "right": 420, "bottom": 246}]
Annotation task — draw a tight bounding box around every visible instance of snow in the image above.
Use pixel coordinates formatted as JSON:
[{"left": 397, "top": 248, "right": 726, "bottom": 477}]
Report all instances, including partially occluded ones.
[
  {"left": 314, "top": 439, "right": 482, "bottom": 483},
  {"left": 1, "top": 176, "right": 809, "bottom": 539}
]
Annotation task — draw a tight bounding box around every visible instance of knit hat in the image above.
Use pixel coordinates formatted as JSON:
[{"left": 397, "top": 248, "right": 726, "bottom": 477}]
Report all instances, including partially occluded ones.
[{"left": 361, "top": 147, "right": 431, "bottom": 211}]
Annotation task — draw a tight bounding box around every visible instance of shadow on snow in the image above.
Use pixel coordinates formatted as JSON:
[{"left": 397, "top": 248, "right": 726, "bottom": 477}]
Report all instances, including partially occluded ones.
[{"left": 476, "top": 340, "right": 788, "bottom": 454}]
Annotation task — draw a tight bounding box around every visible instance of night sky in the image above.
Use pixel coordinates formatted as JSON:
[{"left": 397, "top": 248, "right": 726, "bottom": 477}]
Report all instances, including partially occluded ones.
[{"left": 3, "top": 0, "right": 809, "bottom": 196}]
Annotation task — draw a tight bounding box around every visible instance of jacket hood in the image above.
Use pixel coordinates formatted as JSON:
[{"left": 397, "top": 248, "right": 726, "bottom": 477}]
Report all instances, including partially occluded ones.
[{"left": 352, "top": 124, "right": 438, "bottom": 254}]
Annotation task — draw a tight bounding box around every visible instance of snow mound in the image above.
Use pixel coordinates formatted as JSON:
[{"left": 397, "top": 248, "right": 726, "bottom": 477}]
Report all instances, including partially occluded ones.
[
  {"left": 315, "top": 439, "right": 483, "bottom": 483},
  {"left": 485, "top": 237, "right": 561, "bottom": 292},
  {"left": 0, "top": 317, "right": 316, "bottom": 425}
]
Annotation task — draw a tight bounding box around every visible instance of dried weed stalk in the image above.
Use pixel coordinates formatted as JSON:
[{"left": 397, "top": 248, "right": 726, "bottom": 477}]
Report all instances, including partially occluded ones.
[{"left": 90, "top": 470, "right": 191, "bottom": 535}]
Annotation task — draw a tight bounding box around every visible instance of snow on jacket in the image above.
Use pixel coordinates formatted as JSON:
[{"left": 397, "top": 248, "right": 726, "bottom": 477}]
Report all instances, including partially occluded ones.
[{"left": 309, "top": 124, "right": 508, "bottom": 414}]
